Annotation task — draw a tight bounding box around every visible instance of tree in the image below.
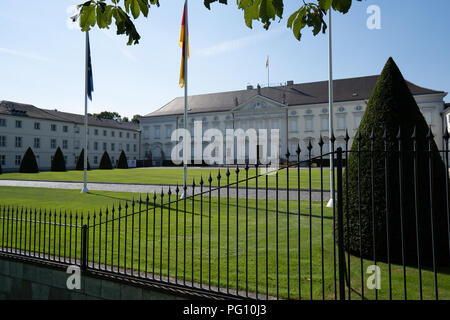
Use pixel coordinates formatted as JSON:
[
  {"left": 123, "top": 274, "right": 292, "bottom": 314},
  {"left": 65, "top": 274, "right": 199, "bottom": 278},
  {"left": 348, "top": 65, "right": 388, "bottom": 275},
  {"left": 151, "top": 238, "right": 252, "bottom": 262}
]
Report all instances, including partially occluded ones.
[
  {"left": 122, "top": 117, "right": 129, "bottom": 122},
  {"left": 117, "top": 150, "right": 129, "bottom": 169},
  {"left": 73, "top": 0, "right": 360, "bottom": 45},
  {"left": 343, "top": 57, "right": 449, "bottom": 267},
  {"left": 93, "top": 111, "right": 122, "bottom": 121},
  {"left": 99, "top": 151, "right": 113, "bottom": 169},
  {"left": 19, "top": 147, "right": 39, "bottom": 173},
  {"left": 75, "top": 149, "right": 91, "bottom": 170},
  {"left": 51, "top": 147, "right": 66, "bottom": 172},
  {"left": 131, "top": 115, "right": 141, "bottom": 124}
]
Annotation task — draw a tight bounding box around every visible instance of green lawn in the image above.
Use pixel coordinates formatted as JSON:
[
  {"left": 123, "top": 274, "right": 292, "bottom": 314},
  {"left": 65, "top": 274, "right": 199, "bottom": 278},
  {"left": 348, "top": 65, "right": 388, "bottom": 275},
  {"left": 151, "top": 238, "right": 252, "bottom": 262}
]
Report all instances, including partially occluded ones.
[
  {"left": 0, "top": 186, "right": 448, "bottom": 300},
  {"left": 0, "top": 167, "right": 335, "bottom": 191}
]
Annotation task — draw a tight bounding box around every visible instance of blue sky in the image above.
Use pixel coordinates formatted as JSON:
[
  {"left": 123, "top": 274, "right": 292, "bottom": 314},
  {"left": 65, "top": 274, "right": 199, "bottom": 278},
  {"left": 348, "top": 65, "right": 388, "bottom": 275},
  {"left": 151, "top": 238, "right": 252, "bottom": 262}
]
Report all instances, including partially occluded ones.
[{"left": 0, "top": 0, "right": 449, "bottom": 118}]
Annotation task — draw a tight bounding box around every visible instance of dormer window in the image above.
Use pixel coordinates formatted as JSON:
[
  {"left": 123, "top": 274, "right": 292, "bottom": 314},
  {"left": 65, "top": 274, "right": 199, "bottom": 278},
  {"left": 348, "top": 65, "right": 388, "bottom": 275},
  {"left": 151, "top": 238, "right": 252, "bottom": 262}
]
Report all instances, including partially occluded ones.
[{"left": 338, "top": 107, "right": 345, "bottom": 112}]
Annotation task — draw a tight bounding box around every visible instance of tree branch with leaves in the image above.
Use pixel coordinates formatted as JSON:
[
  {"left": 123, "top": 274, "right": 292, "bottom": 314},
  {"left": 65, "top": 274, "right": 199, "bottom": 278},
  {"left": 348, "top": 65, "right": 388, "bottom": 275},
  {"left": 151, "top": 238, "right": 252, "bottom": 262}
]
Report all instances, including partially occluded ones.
[{"left": 74, "top": 0, "right": 361, "bottom": 45}]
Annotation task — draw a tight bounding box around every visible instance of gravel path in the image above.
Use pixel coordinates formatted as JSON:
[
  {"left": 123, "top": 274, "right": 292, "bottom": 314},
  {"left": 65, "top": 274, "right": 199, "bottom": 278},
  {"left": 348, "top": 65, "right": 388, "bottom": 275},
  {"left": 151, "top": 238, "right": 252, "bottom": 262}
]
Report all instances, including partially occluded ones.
[{"left": 0, "top": 179, "right": 332, "bottom": 201}]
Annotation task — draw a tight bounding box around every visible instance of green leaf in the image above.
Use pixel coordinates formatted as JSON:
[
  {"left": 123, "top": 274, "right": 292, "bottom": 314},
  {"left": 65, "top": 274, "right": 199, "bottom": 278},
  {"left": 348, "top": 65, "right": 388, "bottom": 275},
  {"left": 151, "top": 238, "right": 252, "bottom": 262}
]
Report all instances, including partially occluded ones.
[
  {"left": 138, "top": 0, "right": 149, "bottom": 18},
  {"left": 130, "top": 0, "right": 141, "bottom": 19},
  {"left": 79, "top": 4, "right": 96, "bottom": 31},
  {"left": 332, "top": 0, "right": 352, "bottom": 14},
  {"left": 318, "top": 0, "right": 333, "bottom": 11}
]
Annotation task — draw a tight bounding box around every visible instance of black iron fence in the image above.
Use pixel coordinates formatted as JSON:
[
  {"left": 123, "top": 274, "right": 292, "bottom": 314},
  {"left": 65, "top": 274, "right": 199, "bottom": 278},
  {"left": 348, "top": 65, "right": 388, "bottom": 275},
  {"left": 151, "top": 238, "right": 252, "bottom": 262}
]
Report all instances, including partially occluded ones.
[{"left": 1, "top": 128, "right": 449, "bottom": 300}]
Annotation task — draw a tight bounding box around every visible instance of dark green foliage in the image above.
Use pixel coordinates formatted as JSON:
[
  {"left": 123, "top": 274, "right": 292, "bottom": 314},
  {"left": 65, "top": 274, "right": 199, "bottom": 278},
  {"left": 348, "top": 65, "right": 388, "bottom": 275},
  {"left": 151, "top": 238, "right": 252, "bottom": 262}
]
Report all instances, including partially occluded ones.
[
  {"left": 99, "top": 151, "right": 113, "bottom": 170},
  {"left": 19, "top": 147, "right": 39, "bottom": 173},
  {"left": 0, "top": 160, "right": 2, "bottom": 174},
  {"left": 343, "top": 57, "right": 449, "bottom": 267},
  {"left": 51, "top": 147, "right": 66, "bottom": 172},
  {"left": 75, "top": 149, "right": 91, "bottom": 171},
  {"left": 117, "top": 150, "right": 128, "bottom": 169}
]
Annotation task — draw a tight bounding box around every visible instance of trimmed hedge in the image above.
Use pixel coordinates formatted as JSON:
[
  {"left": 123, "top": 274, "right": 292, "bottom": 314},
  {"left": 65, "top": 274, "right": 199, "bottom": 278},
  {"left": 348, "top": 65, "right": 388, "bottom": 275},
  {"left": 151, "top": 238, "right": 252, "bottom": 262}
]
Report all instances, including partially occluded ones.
[
  {"left": 19, "top": 147, "right": 39, "bottom": 173},
  {"left": 51, "top": 147, "right": 66, "bottom": 172},
  {"left": 75, "top": 149, "right": 91, "bottom": 171},
  {"left": 343, "top": 57, "right": 449, "bottom": 267},
  {"left": 117, "top": 150, "right": 128, "bottom": 169},
  {"left": 99, "top": 151, "right": 113, "bottom": 170}
]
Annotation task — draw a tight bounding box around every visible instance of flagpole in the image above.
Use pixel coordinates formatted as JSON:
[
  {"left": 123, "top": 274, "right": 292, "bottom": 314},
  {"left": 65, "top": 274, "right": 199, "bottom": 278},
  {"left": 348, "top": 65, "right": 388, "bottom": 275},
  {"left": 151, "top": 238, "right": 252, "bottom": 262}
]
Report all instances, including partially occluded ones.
[
  {"left": 81, "top": 31, "right": 89, "bottom": 194},
  {"left": 182, "top": 0, "right": 188, "bottom": 199},
  {"left": 267, "top": 55, "right": 270, "bottom": 87},
  {"left": 326, "top": 9, "right": 334, "bottom": 207}
]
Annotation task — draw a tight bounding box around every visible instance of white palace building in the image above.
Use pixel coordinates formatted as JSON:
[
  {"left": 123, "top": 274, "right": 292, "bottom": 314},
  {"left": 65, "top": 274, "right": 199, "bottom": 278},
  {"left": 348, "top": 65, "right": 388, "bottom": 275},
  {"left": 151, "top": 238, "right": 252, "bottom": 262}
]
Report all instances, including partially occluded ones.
[
  {"left": 1, "top": 75, "right": 448, "bottom": 171},
  {"left": 140, "top": 75, "right": 449, "bottom": 165}
]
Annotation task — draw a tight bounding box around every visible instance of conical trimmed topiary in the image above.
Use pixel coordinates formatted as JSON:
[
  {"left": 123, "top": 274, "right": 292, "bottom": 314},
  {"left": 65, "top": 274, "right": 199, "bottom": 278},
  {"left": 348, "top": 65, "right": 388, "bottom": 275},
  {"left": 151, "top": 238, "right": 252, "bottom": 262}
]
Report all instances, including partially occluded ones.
[
  {"left": 343, "top": 57, "right": 449, "bottom": 267},
  {"left": 117, "top": 150, "right": 128, "bottom": 169},
  {"left": 75, "top": 149, "right": 91, "bottom": 171},
  {"left": 99, "top": 150, "right": 113, "bottom": 170},
  {"left": 19, "top": 147, "right": 39, "bottom": 173},
  {"left": 51, "top": 147, "right": 66, "bottom": 172}
]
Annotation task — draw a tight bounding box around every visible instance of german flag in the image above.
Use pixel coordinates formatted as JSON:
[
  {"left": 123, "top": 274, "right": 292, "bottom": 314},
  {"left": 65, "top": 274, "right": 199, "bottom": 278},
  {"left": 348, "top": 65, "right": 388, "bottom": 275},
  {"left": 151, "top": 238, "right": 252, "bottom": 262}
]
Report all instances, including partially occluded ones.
[{"left": 179, "top": 1, "right": 189, "bottom": 88}]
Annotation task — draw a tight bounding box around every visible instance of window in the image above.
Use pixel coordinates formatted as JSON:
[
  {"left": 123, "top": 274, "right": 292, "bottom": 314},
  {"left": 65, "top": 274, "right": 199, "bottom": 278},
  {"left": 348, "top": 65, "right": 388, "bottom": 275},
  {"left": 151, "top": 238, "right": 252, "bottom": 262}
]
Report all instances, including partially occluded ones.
[
  {"left": 288, "top": 119, "right": 298, "bottom": 132},
  {"left": 94, "top": 156, "right": 98, "bottom": 164},
  {"left": 63, "top": 140, "right": 68, "bottom": 149},
  {"left": 305, "top": 118, "right": 313, "bottom": 132},
  {"left": 155, "top": 126, "right": 161, "bottom": 139},
  {"left": 338, "top": 107, "right": 345, "bottom": 112},
  {"left": 0, "top": 118, "right": 6, "bottom": 127},
  {"left": 321, "top": 117, "right": 329, "bottom": 131},
  {"left": 34, "top": 122, "right": 40, "bottom": 130},
  {"left": 94, "top": 142, "right": 98, "bottom": 151},
  {"left": 133, "top": 144, "right": 137, "bottom": 152},
  {"left": 15, "top": 120, "right": 22, "bottom": 128},
  {"left": 94, "top": 129, "right": 98, "bottom": 135},
  {"left": 111, "top": 131, "right": 115, "bottom": 137},
  {"left": 0, "top": 136, "right": 6, "bottom": 147},
  {"left": 354, "top": 114, "right": 363, "bottom": 128},
  {"left": 119, "top": 132, "right": 123, "bottom": 138},
  {"left": 63, "top": 126, "right": 68, "bottom": 133},
  {"left": 0, "top": 155, "right": 5, "bottom": 166},
  {"left": 103, "top": 130, "right": 107, "bottom": 137},
  {"left": 337, "top": 116, "right": 346, "bottom": 130},
  {"left": 111, "top": 143, "right": 115, "bottom": 151},
  {"left": 51, "top": 139, "right": 56, "bottom": 149},
  {"left": 133, "top": 133, "right": 137, "bottom": 139},
  {"left": 74, "top": 140, "right": 80, "bottom": 150},
  {"left": 119, "top": 143, "right": 123, "bottom": 151},
  {"left": 166, "top": 125, "right": 172, "bottom": 138},
  {"left": 51, "top": 124, "right": 57, "bottom": 132},
  {"left": 126, "top": 144, "right": 130, "bottom": 152},
  {"left": 127, "top": 132, "right": 130, "bottom": 139},
  {"left": 103, "top": 142, "right": 107, "bottom": 151},
  {"left": 15, "top": 155, "right": 21, "bottom": 166},
  {"left": 34, "top": 138, "right": 40, "bottom": 149},
  {"left": 143, "top": 126, "right": 150, "bottom": 139},
  {"left": 15, "top": 137, "right": 22, "bottom": 148},
  {"left": 75, "top": 126, "right": 80, "bottom": 134}
]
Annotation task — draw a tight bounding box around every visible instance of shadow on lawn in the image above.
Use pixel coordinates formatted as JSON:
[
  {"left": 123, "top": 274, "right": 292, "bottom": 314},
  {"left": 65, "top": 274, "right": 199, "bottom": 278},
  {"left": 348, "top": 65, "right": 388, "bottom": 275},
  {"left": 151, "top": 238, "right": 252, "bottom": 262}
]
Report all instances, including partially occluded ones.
[{"left": 88, "top": 191, "right": 333, "bottom": 221}]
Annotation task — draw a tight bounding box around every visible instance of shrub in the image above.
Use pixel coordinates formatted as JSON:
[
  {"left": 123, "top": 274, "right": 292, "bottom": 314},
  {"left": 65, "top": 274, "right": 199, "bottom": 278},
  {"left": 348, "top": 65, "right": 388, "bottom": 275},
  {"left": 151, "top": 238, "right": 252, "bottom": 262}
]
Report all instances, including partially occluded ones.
[
  {"left": 51, "top": 147, "right": 66, "bottom": 172},
  {"left": 343, "top": 57, "right": 449, "bottom": 267},
  {"left": 99, "top": 151, "right": 113, "bottom": 170},
  {"left": 117, "top": 150, "right": 128, "bottom": 169},
  {"left": 75, "top": 149, "right": 91, "bottom": 171},
  {"left": 19, "top": 147, "right": 39, "bottom": 173}
]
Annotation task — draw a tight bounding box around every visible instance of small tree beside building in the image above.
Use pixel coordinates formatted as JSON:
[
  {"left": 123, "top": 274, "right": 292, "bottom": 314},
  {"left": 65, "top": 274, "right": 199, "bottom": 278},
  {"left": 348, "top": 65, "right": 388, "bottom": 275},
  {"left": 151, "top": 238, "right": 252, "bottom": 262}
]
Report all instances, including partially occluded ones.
[
  {"left": 99, "top": 151, "right": 113, "bottom": 170},
  {"left": 75, "top": 149, "right": 91, "bottom": 171},
  {"left": 51, "top": 147, "right": 66, "bottom": 172},
  {"left": 117, "top": 150, "right": 128, "bottom": 169},
  {"left": 19, "top": 147, "right": 39, "bottom": 173}
]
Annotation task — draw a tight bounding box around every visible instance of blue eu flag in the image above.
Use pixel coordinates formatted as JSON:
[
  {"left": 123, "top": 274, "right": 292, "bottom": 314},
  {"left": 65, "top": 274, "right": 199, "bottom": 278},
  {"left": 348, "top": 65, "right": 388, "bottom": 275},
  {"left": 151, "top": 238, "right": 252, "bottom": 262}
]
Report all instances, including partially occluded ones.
[{"left": 87, "top": 32, "right": 94, "bottom": 101}]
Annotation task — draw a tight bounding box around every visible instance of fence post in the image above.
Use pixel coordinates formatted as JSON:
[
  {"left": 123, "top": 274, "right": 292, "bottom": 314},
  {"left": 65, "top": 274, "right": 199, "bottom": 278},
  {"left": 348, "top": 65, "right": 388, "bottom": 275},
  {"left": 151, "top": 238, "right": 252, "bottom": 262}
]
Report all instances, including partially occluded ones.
[
  {"left": 336, "top": 147, "right": 346, "bottom": 300},
  {"left": 81, "top": 225, "right": 87, "bottom": 271}
]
